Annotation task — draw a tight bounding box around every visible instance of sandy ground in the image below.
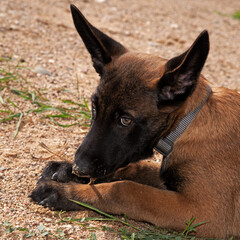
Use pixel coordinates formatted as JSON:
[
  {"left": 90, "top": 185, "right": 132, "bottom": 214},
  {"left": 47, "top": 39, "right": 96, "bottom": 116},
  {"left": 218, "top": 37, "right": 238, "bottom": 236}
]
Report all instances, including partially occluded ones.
[{"left": 0, "top": 0, "right": 240, "bottom": 239}]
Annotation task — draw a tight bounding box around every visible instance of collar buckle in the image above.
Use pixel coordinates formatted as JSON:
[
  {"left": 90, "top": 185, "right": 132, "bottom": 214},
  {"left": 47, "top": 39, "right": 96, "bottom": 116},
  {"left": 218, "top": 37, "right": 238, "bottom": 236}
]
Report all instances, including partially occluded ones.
[{"left": 154, "top": 138, "right": 173, "bottom": 157}]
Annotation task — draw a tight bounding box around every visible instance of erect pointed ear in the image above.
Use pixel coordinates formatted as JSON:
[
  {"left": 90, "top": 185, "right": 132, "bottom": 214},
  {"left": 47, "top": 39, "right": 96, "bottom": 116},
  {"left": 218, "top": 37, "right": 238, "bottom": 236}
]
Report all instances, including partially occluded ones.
[
  {"left": 158, "top": 30, "right": 209, "bottom": 103},
  {"left": 70, "top": 4, "right": 127, "bottom": 76}
]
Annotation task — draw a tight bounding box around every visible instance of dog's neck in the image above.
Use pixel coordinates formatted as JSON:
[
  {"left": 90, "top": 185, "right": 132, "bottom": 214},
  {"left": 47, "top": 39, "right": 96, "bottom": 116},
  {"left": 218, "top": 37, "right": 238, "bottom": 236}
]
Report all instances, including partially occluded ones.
[{"left": 155, "top": 83, "right": 212, "bottom": 158}]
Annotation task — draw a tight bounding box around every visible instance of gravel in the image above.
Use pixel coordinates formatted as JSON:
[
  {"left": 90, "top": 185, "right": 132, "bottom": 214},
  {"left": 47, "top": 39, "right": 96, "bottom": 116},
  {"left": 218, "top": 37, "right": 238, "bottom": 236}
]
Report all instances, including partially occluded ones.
[{"left": 0, "top": 0, "right": 239, "bottom": 239}]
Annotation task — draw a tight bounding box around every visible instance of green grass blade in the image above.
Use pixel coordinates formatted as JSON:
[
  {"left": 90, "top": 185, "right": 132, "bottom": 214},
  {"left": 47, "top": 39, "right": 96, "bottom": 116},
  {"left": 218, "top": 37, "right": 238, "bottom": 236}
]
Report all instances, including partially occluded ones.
[
  {"left": 61, "top": 99, "right": 85, "bottom": 107},
  {"left": 49, "top": 117, "right": 77, "bottom": 127},
  {"left": 183, "top": 217, "right": 196, "bottom": 234},
  {"left": 70, "top": 200, "right": 140, "bottom": 231},
  {"left": 0, "top": 113, "right": 21, "bottom": 122},
  {"left": 79, "top": 110, "right": 91, "bottom": 119},
  {"left": 13, "top": 112, "right": 23, "bottom": 138},
  {"left": 60, "top": 217, "right": 114, "bottom": 223},
  {"left": 33, "top": 105, "right": 65, "bottom": 113},
  {"left": 83, "top": 97, "right": 91, "bottom": 112},
  {"left": 0, "top": 60, "right": 91, "bottom": 134},
  {"left": 10, "top": 89, "right": 39, "bottom": 103},
  {"left": 0, "top": 76, "right": 13, "bottom": 82},
  {"left": 10, "top": 89, "right": 21, "bottom": 95},
  {"left": 0, "top": 57, "right": 11, "bottom": 62},
  {"left": 31, "top": 92, "right": 36, "bottom": 103},
  {"left": 45, "top": 114, "right": 75, "bottom": 119},
  {"left": 0, "top": 94, "right": 4, "bottom": 104},
  {"left": 11, "top": 89, "right": 31, "bottom": 100},
  {"left": 0, "top": 110, "right": 12, "bottom": 113},
  {"left": 232, "top": 11, "right": 240, "bottom": 20},
  {"left": 7, "top": 98, "right": 19, "bottom": 108},
  {"left": 182, "top": 217, "right": 208, "bottom": 237},
  {"left": 0, "top": 86, "right": 7, "bottom": 91}
]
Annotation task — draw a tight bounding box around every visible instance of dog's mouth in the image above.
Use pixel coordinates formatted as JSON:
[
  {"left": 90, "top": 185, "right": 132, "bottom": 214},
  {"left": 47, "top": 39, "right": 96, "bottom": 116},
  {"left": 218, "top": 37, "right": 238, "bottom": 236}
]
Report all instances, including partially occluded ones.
[
  {"left": 72, "top": 170, "right": 90, "bottom": 178},
  {"left": 72, "top": 165, "right": 91, "bottom": 178},
  {"left": 72, "top": 163, "right": 109, "bottom": 180},
  {"left": 72, "top": 155, "right": 133, "bottom": 182},
  {"left": 71, "top": 168, "right": 96, "bottom": 184}
]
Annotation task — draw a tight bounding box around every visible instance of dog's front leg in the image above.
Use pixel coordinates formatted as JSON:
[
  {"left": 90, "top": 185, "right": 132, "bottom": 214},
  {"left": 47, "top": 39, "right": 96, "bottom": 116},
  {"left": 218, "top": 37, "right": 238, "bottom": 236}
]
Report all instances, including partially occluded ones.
[
  {"left": 30, "top": 180, "right": 194, "bottom": 231},
  {"left": 36, "top": 160, "right": 164, "bottom": 188},
  {"left": 102, "top": 160, "right": 166, "bottom": 189}
]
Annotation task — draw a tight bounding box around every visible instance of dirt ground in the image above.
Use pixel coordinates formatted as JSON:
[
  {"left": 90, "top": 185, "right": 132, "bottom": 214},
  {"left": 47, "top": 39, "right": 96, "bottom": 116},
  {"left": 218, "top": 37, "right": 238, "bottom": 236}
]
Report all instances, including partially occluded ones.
[{"left": 0, "top": 0, "right": 240, "bottom": 239}]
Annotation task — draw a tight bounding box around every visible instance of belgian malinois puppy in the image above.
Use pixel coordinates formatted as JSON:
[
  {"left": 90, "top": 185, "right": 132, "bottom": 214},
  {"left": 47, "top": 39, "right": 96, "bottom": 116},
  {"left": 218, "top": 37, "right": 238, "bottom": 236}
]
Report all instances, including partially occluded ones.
[{"left": 30, "top": 4, "right": 240, "bottom": 238}]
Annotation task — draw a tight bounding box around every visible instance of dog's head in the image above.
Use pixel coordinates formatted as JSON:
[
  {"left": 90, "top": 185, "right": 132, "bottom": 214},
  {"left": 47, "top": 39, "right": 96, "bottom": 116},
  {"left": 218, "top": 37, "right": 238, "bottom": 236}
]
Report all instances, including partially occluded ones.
[{"left": 70, "top": 5, "right": 209, "bottom": 178}]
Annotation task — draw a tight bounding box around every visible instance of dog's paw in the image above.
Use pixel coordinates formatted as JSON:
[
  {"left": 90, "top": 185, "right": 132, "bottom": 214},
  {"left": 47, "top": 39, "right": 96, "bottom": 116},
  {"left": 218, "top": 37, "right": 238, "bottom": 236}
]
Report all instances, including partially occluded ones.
[
  {"left": 38, "top": 161, "right": 89, "bottom": 184},
  {"left": 29, "top": 181, "right": 82, "bottom": 211}
]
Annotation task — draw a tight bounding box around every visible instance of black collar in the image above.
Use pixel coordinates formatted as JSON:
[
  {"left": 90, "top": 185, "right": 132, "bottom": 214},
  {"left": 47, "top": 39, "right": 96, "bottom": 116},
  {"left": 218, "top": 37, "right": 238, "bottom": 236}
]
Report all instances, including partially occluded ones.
[{"left": 154, "top": 85, "right": 212, "bottom": 158}]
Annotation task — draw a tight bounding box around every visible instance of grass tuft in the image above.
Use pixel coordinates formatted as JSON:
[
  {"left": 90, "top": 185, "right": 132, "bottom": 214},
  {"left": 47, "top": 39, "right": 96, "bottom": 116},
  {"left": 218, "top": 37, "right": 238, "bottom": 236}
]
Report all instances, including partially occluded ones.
[
  {"left": 232, "top": 11, "right": 240, "bottom": 20},
  {"left": 65, "top": 200, "right": 213, "bottom": 240},
  {"left": 71, "top": 200, "right": 140, "bottom": 231},
  {"left": 215, "top": 10, "right": 240, "bottom": 21},
  {"left": 0, "top": 56, "right": 91, "bottom": 137},
  {"left": 1, "top": 220, "right": 69, "bottom": 239}
]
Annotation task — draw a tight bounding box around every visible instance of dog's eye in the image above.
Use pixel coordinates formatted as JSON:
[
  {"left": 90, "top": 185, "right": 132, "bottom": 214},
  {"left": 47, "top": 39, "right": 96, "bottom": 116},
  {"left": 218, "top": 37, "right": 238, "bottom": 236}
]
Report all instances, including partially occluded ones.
[{"left": 120, "top": 117, "right": 132, "bottom": 127}]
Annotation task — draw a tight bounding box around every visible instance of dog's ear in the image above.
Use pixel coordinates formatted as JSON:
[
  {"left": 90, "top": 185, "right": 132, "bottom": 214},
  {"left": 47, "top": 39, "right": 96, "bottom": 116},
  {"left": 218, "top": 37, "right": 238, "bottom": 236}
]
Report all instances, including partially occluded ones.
[
  {"left": 158, "top": 30, "right": 209, "bottom": 103},
  {"left": 70, "top": 4, "right": 127, "bottom": 76}
]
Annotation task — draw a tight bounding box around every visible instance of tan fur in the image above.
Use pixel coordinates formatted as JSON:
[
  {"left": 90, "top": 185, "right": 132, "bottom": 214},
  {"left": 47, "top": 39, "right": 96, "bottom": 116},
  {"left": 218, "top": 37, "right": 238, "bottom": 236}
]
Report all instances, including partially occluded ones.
[
  {"left": 30, "top": 8, "right": 240, "bottom": 237},
  {"left": 42, "top": 76, "right": 240, "bottom": 238}
]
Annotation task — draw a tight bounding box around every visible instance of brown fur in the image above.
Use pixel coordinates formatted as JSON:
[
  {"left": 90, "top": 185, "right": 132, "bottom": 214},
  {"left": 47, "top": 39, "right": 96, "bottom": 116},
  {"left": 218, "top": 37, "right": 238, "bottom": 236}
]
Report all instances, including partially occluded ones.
[
  {"left": 30, "top": 5, "right": 240, "bottom": 238},
  {"left": 32, "top": 65, "right": 240, "bottom": 238},
  {"left": 66, "top": 81, "right": 238, "bottom": 238}
]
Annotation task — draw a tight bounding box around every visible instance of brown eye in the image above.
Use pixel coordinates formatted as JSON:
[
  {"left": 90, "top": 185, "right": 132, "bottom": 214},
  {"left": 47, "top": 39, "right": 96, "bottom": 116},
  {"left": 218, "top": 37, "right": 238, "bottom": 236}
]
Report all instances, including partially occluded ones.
[{"left": 120, "top": 117, "right": 132, "bottom": 127}]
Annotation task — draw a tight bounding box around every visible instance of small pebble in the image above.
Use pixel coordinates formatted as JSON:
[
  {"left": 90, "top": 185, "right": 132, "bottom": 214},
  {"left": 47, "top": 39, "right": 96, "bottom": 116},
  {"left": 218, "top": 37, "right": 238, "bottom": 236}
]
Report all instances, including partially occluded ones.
[
  {"left": 33, "top": 66, "right": 51, "bottom": 76},
  {"left": 45, "top": 218, "right": 52, "bottom": 222},
  {"left": 170, "top": 23, "right": 179, "bottom": 29}
]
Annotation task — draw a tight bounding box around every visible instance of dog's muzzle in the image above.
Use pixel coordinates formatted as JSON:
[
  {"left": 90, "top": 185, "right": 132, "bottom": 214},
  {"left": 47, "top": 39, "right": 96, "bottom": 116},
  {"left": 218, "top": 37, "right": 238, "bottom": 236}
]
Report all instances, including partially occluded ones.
[
  {"left": 72, "top": 161, "right": 108, "bottom": 179},
  {"left": 72, "top": 163, "right": 90, "bottom": 178}
]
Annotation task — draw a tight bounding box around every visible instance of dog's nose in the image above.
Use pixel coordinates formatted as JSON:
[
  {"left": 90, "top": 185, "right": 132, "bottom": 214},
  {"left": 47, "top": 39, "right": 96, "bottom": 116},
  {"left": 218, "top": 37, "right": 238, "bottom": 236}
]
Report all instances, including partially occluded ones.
[{"left": 72, "top": 163, "right": 90, "bottom": 178}]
